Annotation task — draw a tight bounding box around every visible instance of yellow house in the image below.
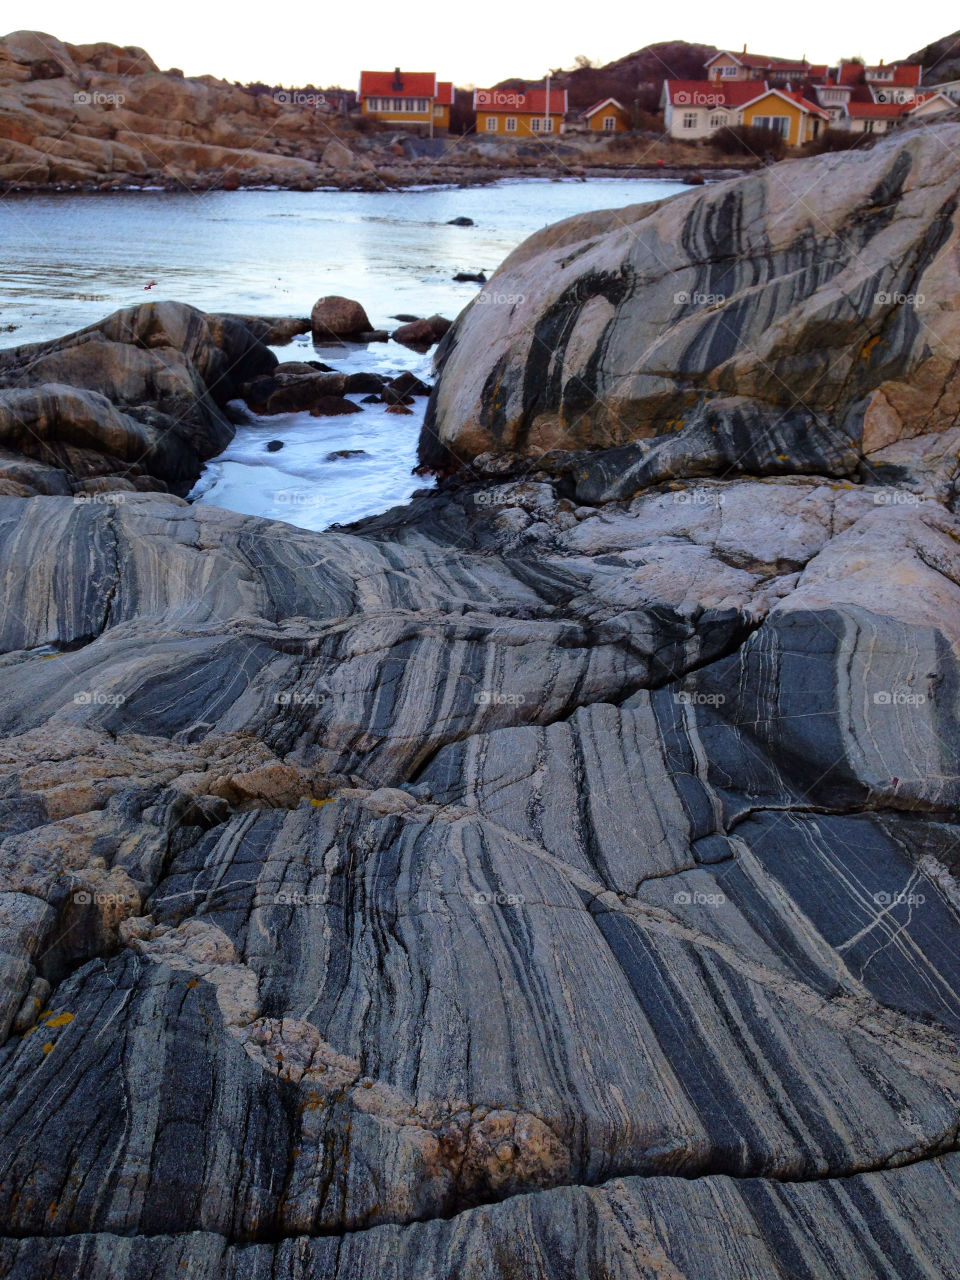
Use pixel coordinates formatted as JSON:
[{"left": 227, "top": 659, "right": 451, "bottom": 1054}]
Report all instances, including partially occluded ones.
[
  {"left": 358, "top": 70, "right": 446, "bottom": 129},
  {"left": 473, "top": 87, "right": 568, "bottom": 137},
  {"left": 581, "top": 97, "right": 630, "bottom": 131},
  {"left": 432, "top": 82, "right": 454, "bottom": 130},
  {"left": 739, "top": 88, "right": 830, "bottom": 145}
]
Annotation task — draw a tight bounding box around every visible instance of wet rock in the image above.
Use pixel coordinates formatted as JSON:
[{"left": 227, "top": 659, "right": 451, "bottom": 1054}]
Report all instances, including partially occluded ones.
[
  {"left": 308, "top": 395, "right": 363, "bottom": 416},
  {"left": 326, "top": 449, "right": 367, "bottom": 460},
  {"left": 448, "top": 216, "right": 474, "bottom": 226},
  {"left": 310, "top": 295, "right": 373, "bottom": 340},
  {"left": 392, "top": 318, "right": 436, "bottom": 349},
  {"left": 266, "top": 440, "right": 283, "bottom": 452},
  {"left": 453, "top": 271, "right": 487, "bottom": 283}
]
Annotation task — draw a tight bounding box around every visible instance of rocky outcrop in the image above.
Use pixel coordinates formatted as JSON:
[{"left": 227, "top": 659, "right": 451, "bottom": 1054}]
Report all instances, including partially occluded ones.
[
  {"left": 311, "top": 295, "right": 374, "bottom": 340},
  {"left": 0, "top": 302, "right": 279, "bottom": 494},
  {"left": 2, "top": 128, "right": 960, "bottom": 1278},
  {"left": 421, "top": 125, "right": 960, "bottom": 495}
]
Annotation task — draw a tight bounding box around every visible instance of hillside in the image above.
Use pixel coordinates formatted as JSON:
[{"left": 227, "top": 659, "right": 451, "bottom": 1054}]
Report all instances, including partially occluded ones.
[{"left": 905, "top": 28, "right": 960, "bottom": 83}]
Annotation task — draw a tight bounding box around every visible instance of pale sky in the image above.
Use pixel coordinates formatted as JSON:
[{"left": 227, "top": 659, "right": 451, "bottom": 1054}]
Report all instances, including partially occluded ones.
[{"left": 15, "top": 0, "right": 960, "bottom": 89}]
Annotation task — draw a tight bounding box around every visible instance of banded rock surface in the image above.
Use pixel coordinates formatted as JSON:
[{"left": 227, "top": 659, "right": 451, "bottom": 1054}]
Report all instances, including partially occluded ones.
[
  {"left": 0, "top": 467, "right": 959, "bottom": 1276},
  {"left": 421, "top": 124, "right": 960, "bottom": 500}
]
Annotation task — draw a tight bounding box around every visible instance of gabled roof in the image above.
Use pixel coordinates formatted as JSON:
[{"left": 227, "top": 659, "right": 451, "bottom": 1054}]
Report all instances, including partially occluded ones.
[
  {"left": 359, "top": 70, "right": 437, "bottom": 99},
  {"left": 907, "top": 90, "right": 955, "bottom": 112},
  {"left": 739, "top": 87, "right": 831, "bottom": 118},
  {"left": 435, "top": 81, "right": 454, "bottom": 105},
  {"left": 662, "top": 79, "right": 763, "bottom": 107},
  {"left": 581, "top": 97, "right": 627, "bottom": 118},
  {"left": 474, "top": 87, "right": 568, "bottom": 114}
]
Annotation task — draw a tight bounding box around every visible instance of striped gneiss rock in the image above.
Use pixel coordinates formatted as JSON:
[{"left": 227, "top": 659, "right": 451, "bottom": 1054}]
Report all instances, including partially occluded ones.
[
  {"left": 420, "top": 125, "right": 960, "bottom": 498},
  {"left": 2, "top": 125, "right": 960, "bottom": 1278}
]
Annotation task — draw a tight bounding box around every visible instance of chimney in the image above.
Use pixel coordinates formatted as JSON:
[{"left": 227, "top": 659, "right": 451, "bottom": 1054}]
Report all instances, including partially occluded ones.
[
  {"left": 743, "top": 43, "right": 747, "bottom": 54},
  {"left": 392, "top": 66, "right": 404, "bottom": 91}
]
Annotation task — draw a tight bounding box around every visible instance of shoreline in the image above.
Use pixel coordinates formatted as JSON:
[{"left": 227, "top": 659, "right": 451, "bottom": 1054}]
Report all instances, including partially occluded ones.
[{"left": 1, "top": 164, "right": 751, "bottom": 197}]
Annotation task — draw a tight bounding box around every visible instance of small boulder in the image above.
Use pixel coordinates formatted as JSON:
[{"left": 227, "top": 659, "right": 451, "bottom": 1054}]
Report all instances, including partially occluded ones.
[
  {"left": 392, "top": 318, "right": 436, "bottom": 349},
  {"left": 454, "top": 271, "right": 487, "bottom": 283},
  {"left": 266, "top": 440, "right": 284, "bottom": 452},
  {"left": 447, "top": 216, "right": 474, "bottom": 226},
  {"left": 344, "top": 372, "right": 385, "bottom": 394},
  {"left": 308, "top": 397, "right": 363, "bottom": 417},
  {"left": 326, "top": 449, "right": 367, "bottom": 460},
  {"left": 386, "top": 371, "right": 431, "bottom": 399},
  {"left": 360, "top": 394, "right": 381, "bottom": 404},
  {"left": 392, "top": 314, "right": 420, "bottom": 323},
  {"left": 386, "top": 403, "right": 414, "bottom": 415},
  {"left": 426, "top": 314, "right": 452, "bottom": 340},
  {"left": 311, "top": 296, "right": 373, "bottom": 340},
  {"left": 356, "top": 330, "right": 389, "bottom": 343}
]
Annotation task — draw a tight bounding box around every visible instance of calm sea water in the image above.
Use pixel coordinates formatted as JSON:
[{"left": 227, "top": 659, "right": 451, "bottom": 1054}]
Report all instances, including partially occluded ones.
[{"left": 1, "top": 179, "right": 685, "bottom": 527}]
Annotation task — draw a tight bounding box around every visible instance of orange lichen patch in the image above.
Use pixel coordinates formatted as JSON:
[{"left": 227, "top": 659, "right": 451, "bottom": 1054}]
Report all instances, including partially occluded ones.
[
  {"left": 44, "top": 1012, "right": 74, "bottom": 1028},
  {"left": 861, "top": 334, "right": 882, "bottom": 361},
  {"left": 186, "top": 979, "right": 199, "bottom": 989},
  {"left": 42, "top": 1042, "right": 55, "bottom": 1054},
  {"left": 48, "top": 1203, "right": 58, "bottom": 1219},
  {"left": 309, "top": 797, "right": 333, "bottom": 807}
]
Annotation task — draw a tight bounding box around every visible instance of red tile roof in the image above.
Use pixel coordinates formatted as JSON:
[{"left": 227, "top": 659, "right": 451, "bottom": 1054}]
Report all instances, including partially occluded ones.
[
  {"left": 846, "top": 102, "right": 909, "bottom": 118},
  {"left": 359, "top": 71, "right": 437, "bottom": 99},
  {"left": 865, "top": 63, "right": 923, "bottom": 85},
  {"left": 474, "top": 87, "right": 568, "bottom": 114},
  {"left": 435, "top": 81, "right": 454, "bottom": 105},
  {"left": 663, "top": 80, "right": 765, "bottom": 107}
]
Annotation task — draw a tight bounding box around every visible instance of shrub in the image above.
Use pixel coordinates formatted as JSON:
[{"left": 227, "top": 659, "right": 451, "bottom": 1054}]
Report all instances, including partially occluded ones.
[
  {"left": 711, "top": 124, "right": 786, "bottom": 160},
  {"left": 803, "top": 127, "right": 872, "bottom": 154}
]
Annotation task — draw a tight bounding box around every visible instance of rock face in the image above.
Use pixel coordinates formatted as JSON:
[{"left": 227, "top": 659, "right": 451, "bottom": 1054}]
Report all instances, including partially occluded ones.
[
  {"left": 2, "top": 129, "right": 960, "bottom": 1278},
  {"left": 421, "top": 125, "right": 960, "bottom": 496},
  {"left": 0, "top": 303, "right": 277, "bottom": 495}
]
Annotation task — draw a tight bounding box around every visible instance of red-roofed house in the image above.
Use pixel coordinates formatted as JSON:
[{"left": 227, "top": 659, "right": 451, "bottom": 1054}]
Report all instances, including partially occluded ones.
[
  {"left": 843, "top": 90, "right": 955, "bottom": 133},
  {"left": 474, "top": 86, "right": 568, "bottom": 136},
  {"left": 661, "top": 80, "right": 765, "bottom": 139},
  {"left": 580, "top": 97, "right": 630, "bottom": 132},
  {"left": 706, "top": 49, "right": 825, "bottom": 83},
  {"left": 358, "top": 69, "right": 450, "bottom": 130}
]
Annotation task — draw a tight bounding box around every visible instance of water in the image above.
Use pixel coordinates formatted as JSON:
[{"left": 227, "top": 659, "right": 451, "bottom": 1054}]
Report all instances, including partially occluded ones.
[{"left": 1, "top": 179, "right": 686, "bottom": 526}]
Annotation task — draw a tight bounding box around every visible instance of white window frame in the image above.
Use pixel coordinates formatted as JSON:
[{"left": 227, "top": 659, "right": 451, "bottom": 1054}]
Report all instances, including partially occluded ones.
[
  {"left": 485, "top": 116, "right": 498, "bottom": 131},
  {"left": 752, "top": 114, "right": 790, "bottom": 137},
  {"left": 543, "top": 117, "right": 554, "bottom": 132},
  {"left": 602, "top": 115, "right": 616, "bottom": 130},
  {"left": 682, "top": 111, "right": 698, "bottom": 129},
  {"left": 709, "top": 112, "right": 726, "bottom": 129},
  {"left": 721, "top": 64, "right": 738, "bottom": 77},
  {"left": 505, "top": 116, "right": 517, "bottom": 132},
  {"left": 531, "top": 117, "right": 541, "bottom": 132}
]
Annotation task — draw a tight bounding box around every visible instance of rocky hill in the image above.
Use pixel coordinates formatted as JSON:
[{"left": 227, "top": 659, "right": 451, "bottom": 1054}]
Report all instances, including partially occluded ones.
[
  {"left": 0, "top": 125, "right": 959, "bottom": 1278},
  {"left": 905, "top": 28, "right": 960, "bottom": 82}
]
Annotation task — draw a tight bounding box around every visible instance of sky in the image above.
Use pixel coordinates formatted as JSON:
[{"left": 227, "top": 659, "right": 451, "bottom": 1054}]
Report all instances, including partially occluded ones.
[{"left": 14, "top": 0, "right": 960, "bottom": 89}]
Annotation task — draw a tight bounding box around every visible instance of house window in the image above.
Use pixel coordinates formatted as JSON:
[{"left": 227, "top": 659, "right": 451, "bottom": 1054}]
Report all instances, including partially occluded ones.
[
  {"left": 709, "top": 113, "right": 726, "bottom": 129},
  {"left": 682, "top": 111, "right": 698, "bottom": 129},
  {"left": 505, "top": 117, "right": 517, "bottom": 132},
  {"left": 543, "top": 117, "right": 554, "bottom": 132},
  {"left": 416, "top": 98, "right": 428, "bottom": 112},
  {"left": 531, "top": 117, "right": 541, "bottom": 131},
  {"left": 485, "top": 116, "right": 497, "bottom": 131},
  {"left": 752, "top": 115, "right": 789, "bottom": 137},
  {"left": 721, "top": 65, "right": 737, "bottom": 77},
  {"left": 434, "top": 103, "right": 443, "bottom": 115},
  {"left": 602, "top": 115, "right": 616, "bottom": 130},
  {"left": 863, "top": 119, "right": 875, "bottom": 132}
]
